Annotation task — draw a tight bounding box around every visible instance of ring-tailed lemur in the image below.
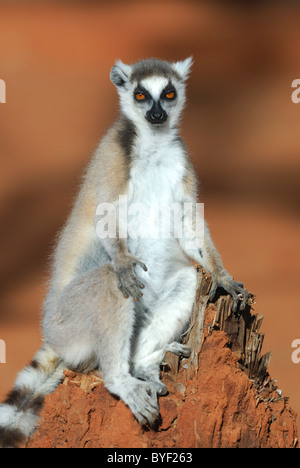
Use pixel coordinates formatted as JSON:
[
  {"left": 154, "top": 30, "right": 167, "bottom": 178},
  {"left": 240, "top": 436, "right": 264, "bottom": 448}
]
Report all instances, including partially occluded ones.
[{"left": 0, "top": 57, "right": 248, "bottom": 447}]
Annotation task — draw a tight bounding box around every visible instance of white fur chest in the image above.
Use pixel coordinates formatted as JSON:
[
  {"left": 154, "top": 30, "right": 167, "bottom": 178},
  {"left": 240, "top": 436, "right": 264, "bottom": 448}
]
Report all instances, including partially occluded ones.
[
  {"left": 126, "top": 131, "right": 187, "bottom": 283},
  {"left": 128, "top": 132, "right": 185, "bottom": 208}
]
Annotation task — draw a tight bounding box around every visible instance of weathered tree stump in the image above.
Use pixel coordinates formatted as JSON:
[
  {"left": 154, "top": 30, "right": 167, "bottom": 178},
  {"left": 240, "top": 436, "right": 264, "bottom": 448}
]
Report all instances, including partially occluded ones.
[{"left": 162, "top": 268, "right": 282, "bottom": 406}]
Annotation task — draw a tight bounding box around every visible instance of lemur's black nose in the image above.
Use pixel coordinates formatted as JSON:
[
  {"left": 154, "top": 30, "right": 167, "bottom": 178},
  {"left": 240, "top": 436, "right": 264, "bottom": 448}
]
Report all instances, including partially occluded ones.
[
  {"left": 146, "top": 102, "right": 167, "bottom": 124},
  {"left": 151, "top": 112, "right": 164, "bottom": 120}
]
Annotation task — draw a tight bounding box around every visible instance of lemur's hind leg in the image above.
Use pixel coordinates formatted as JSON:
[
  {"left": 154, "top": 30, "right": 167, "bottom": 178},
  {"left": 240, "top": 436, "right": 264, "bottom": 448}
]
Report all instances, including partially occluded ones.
[
  {"left": 131, "top": 265, "right": 197, "bottom": 394},
  {"left": 44, "top": 264, "right": 160, "bottom": 428}
]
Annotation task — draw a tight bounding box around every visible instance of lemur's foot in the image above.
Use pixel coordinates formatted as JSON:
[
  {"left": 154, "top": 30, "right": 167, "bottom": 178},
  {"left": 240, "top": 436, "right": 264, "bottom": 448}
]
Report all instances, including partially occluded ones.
[
  {"left": 107, "top": 375, "right": 160, "bottom": 428},
  {"left": 209, "top": 274, "right": 248, "bottom": 312},
  {"left": 166, "top": 342, "right": 191, "bottom": 358},
  {"left": 125, "top": 380, "right": 160, "bottom": 428},
  {"left": 132, "top": 367, "right": 168, "bottom": 396},
  {"left": 114, "top": 254, "right": 147, "bottom": 301}
]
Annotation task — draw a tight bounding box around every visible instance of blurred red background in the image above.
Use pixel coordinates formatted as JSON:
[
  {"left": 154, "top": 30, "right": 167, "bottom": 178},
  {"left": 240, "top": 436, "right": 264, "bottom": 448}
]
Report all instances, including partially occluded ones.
[{"left": 0, "top": 0, "right": 299, "bottom": 434}]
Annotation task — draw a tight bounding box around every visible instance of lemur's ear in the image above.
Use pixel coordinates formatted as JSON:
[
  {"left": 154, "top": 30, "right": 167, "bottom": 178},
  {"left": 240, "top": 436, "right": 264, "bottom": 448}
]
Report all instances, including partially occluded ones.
[
  {"left": 110, "top": 60, "right": 132, "bottom": 88},
  {"left": 172, "top": 57, "right": 193, "bottom": 82}
]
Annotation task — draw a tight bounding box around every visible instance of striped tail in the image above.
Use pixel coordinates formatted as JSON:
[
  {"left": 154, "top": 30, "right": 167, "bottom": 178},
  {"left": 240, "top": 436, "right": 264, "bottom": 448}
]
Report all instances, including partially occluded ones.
[{"left": 0, "top": 344, "right": 64, "bottom": 448}]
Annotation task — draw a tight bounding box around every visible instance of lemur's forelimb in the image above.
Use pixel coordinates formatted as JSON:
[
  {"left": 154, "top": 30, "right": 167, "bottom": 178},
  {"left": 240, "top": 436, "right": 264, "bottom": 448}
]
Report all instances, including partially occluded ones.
[
  {"left": 200, "top": 223, "right": 248, "bottom": 311},
  {"left": 178, "top": 177, "right": 248, "bottom": 311}
]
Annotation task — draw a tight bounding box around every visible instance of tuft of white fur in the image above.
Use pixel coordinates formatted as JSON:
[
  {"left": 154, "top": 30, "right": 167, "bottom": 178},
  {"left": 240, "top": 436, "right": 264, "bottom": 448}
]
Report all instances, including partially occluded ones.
[
  {"left": 14, "top": 410, "right": 39, "bottom": 438},
  {"left": 141, "top": 76, "right": 169, "bottom": 101},
  {"left": 15, "top": 367, "right": 46, "bottom": 392},
  {"left": 0, "top": 404, "right": 18, "bottom": 427},
  {"left": 0, "top": 404, "right": 39, "bottom": 438},
  {"left": 172, "top": 57, "right": 193, "bottom": 81}
]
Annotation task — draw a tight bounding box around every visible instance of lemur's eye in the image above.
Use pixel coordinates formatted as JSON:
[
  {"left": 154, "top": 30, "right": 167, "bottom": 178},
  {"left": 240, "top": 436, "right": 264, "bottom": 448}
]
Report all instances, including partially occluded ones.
[
  {"left": 165, "top": 91, "right": 175, "bottom": 100},
  {"left": 135, "top": 92, "right": 146, "bottom": 101}
]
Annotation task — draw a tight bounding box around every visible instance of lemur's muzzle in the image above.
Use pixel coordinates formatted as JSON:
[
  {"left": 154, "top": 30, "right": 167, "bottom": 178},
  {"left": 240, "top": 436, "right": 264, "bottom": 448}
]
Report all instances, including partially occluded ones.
[{"left": 146, "top": 102, "right": 167, "bottom": 124}]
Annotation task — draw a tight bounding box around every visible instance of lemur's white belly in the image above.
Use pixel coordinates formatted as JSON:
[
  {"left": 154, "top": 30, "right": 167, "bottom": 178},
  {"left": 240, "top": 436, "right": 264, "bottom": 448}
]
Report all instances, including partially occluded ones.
[{"left": 126, "top": 141, "right": 188, "bottom": 287}]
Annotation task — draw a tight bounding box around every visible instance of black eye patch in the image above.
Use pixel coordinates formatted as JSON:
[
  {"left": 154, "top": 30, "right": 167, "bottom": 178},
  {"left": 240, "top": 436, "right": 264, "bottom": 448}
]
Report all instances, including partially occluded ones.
[
  {"left": 161, "top": 85, "right": 177, "bottom": 101},
  {"left": 134, "top": 85, "right": 151, "bottom": 102}
]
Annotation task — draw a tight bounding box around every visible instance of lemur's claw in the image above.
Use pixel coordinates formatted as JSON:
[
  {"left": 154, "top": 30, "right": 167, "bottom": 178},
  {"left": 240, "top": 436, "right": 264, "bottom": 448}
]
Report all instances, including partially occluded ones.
[
  {"left": 209, "top": 275, "right": 249, "bottom": 312},
  {"left": 209, "top": 283, "right": 218, "bottom": 301}
]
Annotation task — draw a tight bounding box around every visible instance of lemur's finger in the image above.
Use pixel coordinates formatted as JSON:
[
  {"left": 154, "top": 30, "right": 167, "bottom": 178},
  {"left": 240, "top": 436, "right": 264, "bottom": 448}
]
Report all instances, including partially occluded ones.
[
  {"left": 230, "top": 289, "right": 239, "bottom": 312},
  {"left": 130, "top": 274, "right": 145, "bottom": 291},
  {"left": 128, "top": 282, "right": 143, "bottom": 300},
  {"left": 141, "top": 409, "right": 160, "bottom": 430},
  {"left": 239, "top": 289, "right": 249, "bottom": 310},
  {"left": 166, "top": 342, "right": 191, "bottom": 358},
  {"left": 120, "top": 287, "right": 130, "bottom": 299},
  {"left": 118, "top": 280, "right": 132, "bottom": 299},
  {"left": 154, "top": 381, "right": 168, "bottom": 396},
  {"left": 136, "top": 261, "right": 148, "bottom": 272},
  {"left": 180, "top": 347, "right": 191, "bottom": 359},
  {"left": 131, "top": 257, "right": 148, "bottom": 272},
  {"left": 209, "top": 281, "right": 218, "bottom": 300}
]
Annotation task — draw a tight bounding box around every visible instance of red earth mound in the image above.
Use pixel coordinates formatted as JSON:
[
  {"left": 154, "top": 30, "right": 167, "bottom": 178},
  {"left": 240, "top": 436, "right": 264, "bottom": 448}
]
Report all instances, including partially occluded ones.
[{"left": 26, "top": 328, "right": 298, "bottom": 448}]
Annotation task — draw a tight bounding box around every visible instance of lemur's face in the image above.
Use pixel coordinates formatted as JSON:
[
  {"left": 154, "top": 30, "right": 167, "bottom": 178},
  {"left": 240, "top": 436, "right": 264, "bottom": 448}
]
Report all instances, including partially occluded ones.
[
  {"left": 110, "top": 58, "right": 192, "bottom": 130},
  {"left": 132, "top": 76, "right": 178, "bottom": 126}
]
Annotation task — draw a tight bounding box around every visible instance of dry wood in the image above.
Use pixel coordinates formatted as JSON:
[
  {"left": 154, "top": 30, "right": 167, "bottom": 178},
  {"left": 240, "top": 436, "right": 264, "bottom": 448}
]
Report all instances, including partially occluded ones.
[{"left": 162, "top": 267, "right": 276, "bottom": 398}]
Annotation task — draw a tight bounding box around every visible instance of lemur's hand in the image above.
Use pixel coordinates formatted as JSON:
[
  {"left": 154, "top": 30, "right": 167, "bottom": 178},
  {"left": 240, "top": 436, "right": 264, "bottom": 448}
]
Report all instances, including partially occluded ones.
[
  {"left": 209, "top": 272, "right": 248, "bottom": 312},
  {"left": 114, "top": 254, "right": 147, "bottom": 301}
]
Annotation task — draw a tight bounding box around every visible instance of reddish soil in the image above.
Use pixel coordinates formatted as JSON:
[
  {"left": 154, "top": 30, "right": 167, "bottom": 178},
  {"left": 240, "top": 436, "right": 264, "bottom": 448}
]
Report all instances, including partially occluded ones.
[{"left": 26, "top": 327, "right": 298, "bottom": 448}]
